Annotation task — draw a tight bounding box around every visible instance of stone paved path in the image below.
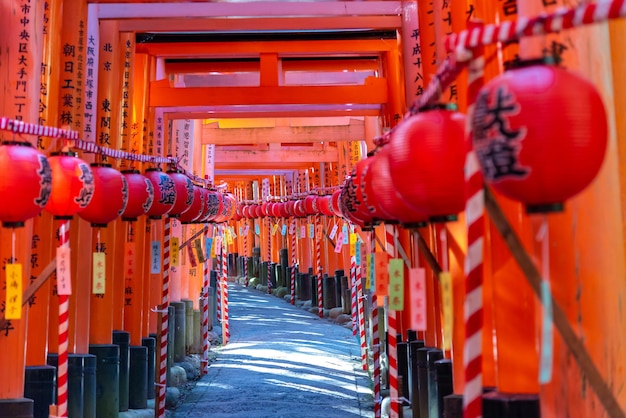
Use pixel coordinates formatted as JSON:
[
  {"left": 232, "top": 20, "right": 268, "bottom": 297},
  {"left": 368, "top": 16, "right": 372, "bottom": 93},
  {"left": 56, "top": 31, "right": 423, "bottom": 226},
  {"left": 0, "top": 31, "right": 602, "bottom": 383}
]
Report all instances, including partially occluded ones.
[{"left": 171, "top": 283, "right": 374, "bottom": 418}]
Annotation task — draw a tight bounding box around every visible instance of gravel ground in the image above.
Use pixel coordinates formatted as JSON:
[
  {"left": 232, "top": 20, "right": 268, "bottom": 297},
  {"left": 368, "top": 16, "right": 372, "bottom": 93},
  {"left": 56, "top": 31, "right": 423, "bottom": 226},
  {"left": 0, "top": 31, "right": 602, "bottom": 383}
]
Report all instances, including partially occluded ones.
[{"left": 171, "top": 282, "right": 374, "bottom": 418}]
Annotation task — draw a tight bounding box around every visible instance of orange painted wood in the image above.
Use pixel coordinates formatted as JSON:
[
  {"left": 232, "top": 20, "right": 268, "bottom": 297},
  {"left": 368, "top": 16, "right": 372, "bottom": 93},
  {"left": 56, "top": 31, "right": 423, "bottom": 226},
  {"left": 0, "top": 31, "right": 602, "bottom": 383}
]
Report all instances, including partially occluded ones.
[
  {"left": 149, "top": 78, "right": 388, "bottom": 107},
  {"left": 89, "top": 19, "right": 121, "bottom": 345},
  {"left": 136, "top": 39, "right": 397, "bottom": 58}
]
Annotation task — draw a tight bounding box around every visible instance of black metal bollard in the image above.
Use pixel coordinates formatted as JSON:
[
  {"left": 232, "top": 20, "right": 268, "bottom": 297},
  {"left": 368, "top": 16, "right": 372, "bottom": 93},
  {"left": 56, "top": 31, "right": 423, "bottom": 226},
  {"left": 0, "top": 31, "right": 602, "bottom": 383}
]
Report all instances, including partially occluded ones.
[
  {"left": 427, "top": 349, "right": 444, "bottom": 418},
  {"left": 141, "top": 337, "right": 156, "bottom": 400},
  {"left": 23, "top": 365, "right": 55, "bottom": 418},
  {"left": 435, "top": 359, "right": 453, "bottom": 418},
  {"left": 88, "top": 344, "right": 120, "bottom": 418},
  {"left": 408, "top": 340, "right": 425, "bottom": 418},
  {"left": 397, "top": 342, "right": 410, "bottom": 406},
  {"left": 128, "top": 346, "right": 148, "bottom": 409},
  {"left": 112, "top": 330, "right": 130, "bottom": 412}
]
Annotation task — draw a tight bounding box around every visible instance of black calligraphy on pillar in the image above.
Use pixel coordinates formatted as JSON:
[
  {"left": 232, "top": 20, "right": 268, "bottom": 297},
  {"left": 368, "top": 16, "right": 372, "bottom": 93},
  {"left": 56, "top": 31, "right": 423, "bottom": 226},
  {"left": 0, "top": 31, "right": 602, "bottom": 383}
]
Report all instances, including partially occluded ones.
[
  {"left": 84, "top": 34, "right": 97, "bottom": 138},
  {"left": 411, "top": 29, "right": 424, "bottom": 97},
  {"left": 15, "top": 0, "right": 32, "bottom": 121},
  {"left": 473, "top": 86, "right": 529, "bottom": 182},
  {"left": 501, "top": 0, "right": 517, "bottom": 16}
]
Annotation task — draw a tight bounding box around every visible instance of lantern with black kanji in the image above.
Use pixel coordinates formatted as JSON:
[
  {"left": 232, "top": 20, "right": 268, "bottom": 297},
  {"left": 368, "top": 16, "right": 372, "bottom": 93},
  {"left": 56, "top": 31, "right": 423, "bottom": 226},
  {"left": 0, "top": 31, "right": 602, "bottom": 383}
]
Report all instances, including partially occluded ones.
[
  {"left": 330, "top": 189, "right": 343, "bottom": 218},
  {"left": 144, "top": 168, "right": 176, "bottom": 219},
  {"left": 167, "top": 170, "right": 195, "bottom": 218},
  {"left": 0, "top": 142, "right": 52, "bottom": 227},
  {"left": 121, "top": 170, "right": 154, "bottom": 221},
  {"left": 317, "top": 195, "right": 334, "bottom": 217},
  {"left": 472, "top": 60, "right": 608, "bottom": 212},
  {"left": 45, "top": 152, "right": 94, "bottom": 219},
  {"left": 366, "top": 149, "right": 428, "bottom": 227},
  {"left": 179, "top": 185, "right": 203, "bottom": 224},
  {"left": 205, "top": 191, "right": 223, "bottom": 222},
  {"left": 304, "top": 195, "right": 319, "bottom": 215},
  {"left": 339, "top": 176, "right": 369, "bottom": 228},
  {"left": 386, "top": 105, "right": 467, "bottom": 222},
  {"left": 78, "top": 164, "right": 128, "bottom": 227}
]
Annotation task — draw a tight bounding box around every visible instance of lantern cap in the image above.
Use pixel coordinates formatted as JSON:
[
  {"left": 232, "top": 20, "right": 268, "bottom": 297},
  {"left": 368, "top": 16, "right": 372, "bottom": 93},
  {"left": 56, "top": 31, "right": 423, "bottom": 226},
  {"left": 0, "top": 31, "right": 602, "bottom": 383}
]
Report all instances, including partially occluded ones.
[
  {"left": 525, "top": 202, "right": 564, "bottom": 214},
  {"left": 122, "top": 217, "right": 138, "bottom": 222},
  {"left": 507, "top": 55, "right": 556, "bottom": 70},
  {"left": 429, "top": 214, "right": 458, "bottom": 223},
  {"left": 54, "top": 215, "right": 74, "bottom": 220},
  {"left": 1, "top": 140, "right": 32, "bottom": 147},
  {"left": 145, "top": 167, "right": 162, "bottom": 173},
  {"left": 51, "top": 151, "right": 78, "bottom": 157},
  {"left": 401, "top": 221, "right": 429, "bottom": 230},
  {"left": 418, "top": 102, "right": 457, "bottom": 113},
  {"left": 121, "top": 169, "right": 140, "bottom": 174},
  {"left": 2, "top": 221, "right": 25, "bottom": 228},
  {"left": 90, "top": 162, "right": 112, "bottom": 168},
  {"left": 91, "top": 222, "right": 109, "bottom": 228}
]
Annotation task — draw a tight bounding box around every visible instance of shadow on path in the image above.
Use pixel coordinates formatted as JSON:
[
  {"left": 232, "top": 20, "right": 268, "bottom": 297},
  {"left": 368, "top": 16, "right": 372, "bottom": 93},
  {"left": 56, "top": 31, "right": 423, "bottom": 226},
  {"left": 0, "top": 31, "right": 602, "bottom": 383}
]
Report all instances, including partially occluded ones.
[{"left": 171, "top": 283, "right": 374, "bottom": 418}]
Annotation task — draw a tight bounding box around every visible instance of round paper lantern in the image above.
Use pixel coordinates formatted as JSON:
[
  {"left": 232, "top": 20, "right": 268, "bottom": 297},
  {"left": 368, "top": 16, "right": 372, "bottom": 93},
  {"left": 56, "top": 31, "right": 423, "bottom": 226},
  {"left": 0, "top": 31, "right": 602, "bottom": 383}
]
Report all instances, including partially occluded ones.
[
  {"left": 242, "top": 205, "right": 252, "bottom": 219},
  {"left": 179, "top": 186, "right": 204, "bottom": 224},
  {"left": 167, "top": 171, "right": 195, "bottom": 218},
  {"left": 293, "top": 200, "right": 307, "bottom": 218},
  {"left": 317, "top": 195, "right": 334, "bottom": 217},
  {"left": 121, "top": 170, "right": 154, "bottom": 221},
  {"left": 339, "top": 176, "right": 368, "bottom": 228},
  {"left": 45, "top": 152, "right": 95, "bottom": 219},
  {"left": 204, "top": 191, "right": 223, "bottom": 222},
  {"left": 198, "top": 188, "right": 214, "bottom": 222},
  {"left": 472, "top": 61, "right": 608, "bottom": 212},
  {"left": 386, "top": 105, "right": 466, "bottom": 222},
  {"left": 285, "top": 200, "right": 296, "bottom": 217},
  {"left": 78, "top": 164, "right": 128, "bottom": 227},
  {"left": 277, "top": 202, "right": 290, "bottom": 218},
  {"left": 254, "top": 204, "right": 265, "bottom": 219},
  {"left": 0, "top": 142, "right": 52, "bottom": 227},
  {"left": 352, "top": 158, "right": 378, "bottom": 226},
  {"left": 367, "top": 150, "right": 428, "bottom": 227},
  {"left": 144, "top": 168, "right": 176, "bottom": 219},
  {"left": 214, "top": 193, "right": 236, "bottom": 223},
  {"left": 304, "top": 195, "right": 319, "bottom": 215},
  {"left": 330, "top": 189, "right": 343, "bottom": 218}
]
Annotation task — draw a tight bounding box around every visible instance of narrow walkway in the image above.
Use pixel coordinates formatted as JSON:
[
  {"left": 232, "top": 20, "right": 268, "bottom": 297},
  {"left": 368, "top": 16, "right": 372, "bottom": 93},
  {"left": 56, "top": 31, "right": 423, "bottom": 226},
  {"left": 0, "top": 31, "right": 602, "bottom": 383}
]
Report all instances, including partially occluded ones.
[{"left": 172, "top": 283, "right": 374, "bottom": 418}]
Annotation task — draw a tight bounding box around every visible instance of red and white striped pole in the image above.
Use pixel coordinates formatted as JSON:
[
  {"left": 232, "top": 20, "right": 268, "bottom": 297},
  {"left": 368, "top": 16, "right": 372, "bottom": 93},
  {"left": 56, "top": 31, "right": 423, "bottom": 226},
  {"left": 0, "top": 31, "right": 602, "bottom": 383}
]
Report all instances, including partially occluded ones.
[
  {"left": 372, "top": 292, "right": 381, "bottom": 418},
  {"left": 57, "top": 219, "right": 70, "bottom": 417},
  {"left": 267, "top": 218, "right": 272, "bottom": 294},
  {"left": 216, "top": 227, "right": 222, "bottom": 322},
  {"left": 385, "top": 224, "right": 399, "bottom": 418},
  {"left": 356, "top": 255, "right": 367, "bottom": 371},
  {"left": 350, "top": 255, "right": 357, "bottom": 337},
  {"left": 290, "top": 218, "right": 297, "bottom": 305},
  {"left": 201, "top": 225, "right": 210, "bottom": 375},
  {"left": 463, "top": 23, "right": 485, "bottom": 418},
  {"left": 221, "top": 236, "right": 230, "bottom": 345},
  {"left": 157, "top": 218, "right": 171, "bottom": 418},
  {"left": 243, "top": 221, "right": 249, "bottom": 287},
  {"left": 316, "top": 216, "right": 323, "bottom": 318}
]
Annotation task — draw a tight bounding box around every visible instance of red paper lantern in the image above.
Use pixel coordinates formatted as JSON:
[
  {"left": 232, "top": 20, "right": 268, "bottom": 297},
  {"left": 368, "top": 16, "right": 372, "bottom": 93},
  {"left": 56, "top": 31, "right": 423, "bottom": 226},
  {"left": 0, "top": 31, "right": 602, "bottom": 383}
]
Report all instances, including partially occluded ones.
[
  {"left": 304, "top": 195, "right": 319, "bottom": 215},
  {"left": 293, "top": 200, "right": 307, "bottom": 218},
  {"left": 352, "top": 158, "right": 378, "bottom": 226},
  {"left": 179, "top": 186, "right": 204, "bottom": 224},
  {"left": 167, "top": 171, "right": 195, "bottom": 218},
  {"left": 366, "top": 150, "right": 428, "bottom": 227},
  {"left": 317, "top": 195, "right": 334, "bottom": 217},
  {"left": 121, "top": 170, "right": 154, "bottom": 221},
  {"left": 330, "top": 189, "right": 343, "bottom": 218},
  {"left": 386, "top": 105, "right": 467, "bottom": 222},
  {"left": 204, "top": 191, "right": 223, "bottom": 222},
  {"left": 339, "top": 176, "right": 368, "bottom": 228},
  {"left": 78, "top": 164, "right": 128, "bottom": 227},
  {"left": 214, "top": 193, "right": 236, "bottom": 223},
  {"left": 0, "top": 142, "right": 52, "bottom": 227},
  {"left": 144, "top": 168, "right": 176, "bottom": 219},
  {"left": 242, "top": 205, "right": 251, "bottom": 219},
  {"left": 472, "top": 61, "right": 608, "bottom": 212},
  {"left": 285, "top": 201, "right": 296, "bottom": 217},
  {"left": 45, "top": 152, "right": 95, "bottom": 220},
  {"left": 277, "top": 202, "right": 290, "bottom": 218}
]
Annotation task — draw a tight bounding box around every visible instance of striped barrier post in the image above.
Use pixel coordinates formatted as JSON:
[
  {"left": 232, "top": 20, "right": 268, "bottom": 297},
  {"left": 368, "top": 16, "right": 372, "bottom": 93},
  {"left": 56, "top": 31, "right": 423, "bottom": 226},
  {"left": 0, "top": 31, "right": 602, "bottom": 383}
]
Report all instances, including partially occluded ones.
[
  {"left": 221, "top": 237, "right": 230, "bottom": 345},
  {"left": 216, "top": 228, "right": 222, "bottom": 322},
  {"left": 157, "top": 218, "right": 171, "bottom": 418},
  {"left": 290, "top": 218, "right": 297, "bottom": 305},
  {"left": 385, "top": 224, "right": 399, "bottom": 418},
  {"left": 243, "top": 223, "right": 248, "bottom": 287},
  {"left": 463, "top": 21, "right": 485, "bottom": 418},
  {"left": 356, "top": 258, "right": 367, "bottom": 371},
  {"left": 372, "top": 293, "right": 381, "bottom": 418},
  {"left": 57, "top": 220, "right": 70, "bottom": 417},
  {"left": 316, "top": 216, "right": 323, "bottom": 318},
  {"left": 201, "top": 225, "right": 210, "bottom": 375},
  {"left": 267, "top": 218, "right": 272, "bottom": 294},
  {"left": 350, "top": 256, "right": 357, "bottom": 337}
]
